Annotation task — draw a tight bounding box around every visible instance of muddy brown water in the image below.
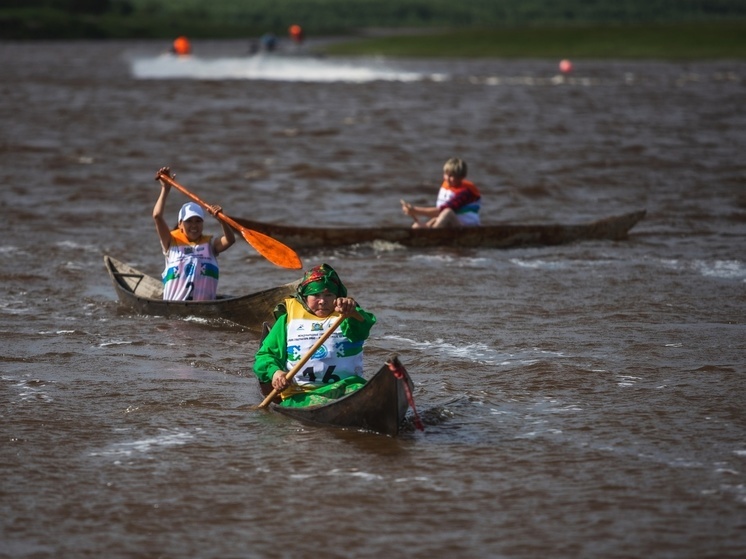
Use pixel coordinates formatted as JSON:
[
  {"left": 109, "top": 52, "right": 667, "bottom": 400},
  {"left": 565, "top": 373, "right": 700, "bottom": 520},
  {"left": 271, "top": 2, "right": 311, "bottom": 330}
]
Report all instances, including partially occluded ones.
[{"left": 1, "top": 40, "right": 745, "bottom": 558}]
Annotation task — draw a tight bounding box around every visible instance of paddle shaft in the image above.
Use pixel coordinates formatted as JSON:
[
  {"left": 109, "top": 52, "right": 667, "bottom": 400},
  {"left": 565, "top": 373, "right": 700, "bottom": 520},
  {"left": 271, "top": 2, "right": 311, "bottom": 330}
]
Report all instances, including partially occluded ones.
[
  {"left": 159, "top": 172, "right": 242, "bottom": 233},
  {"left": 257, "top": 314, "right": 347, "bottom": 409},
  {"left": 156, "top": 171, "right": 302, "bottom": 269}
]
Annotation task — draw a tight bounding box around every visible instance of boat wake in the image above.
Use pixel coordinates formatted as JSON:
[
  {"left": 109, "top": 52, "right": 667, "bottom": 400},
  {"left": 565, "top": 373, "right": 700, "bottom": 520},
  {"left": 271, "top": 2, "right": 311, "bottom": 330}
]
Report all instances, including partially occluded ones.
[
  {"left": 130, "top": 53, "right": 443, "bottom": 83},
  {"left": 90, "top": 429, "right": 197, "bottom": 459}
]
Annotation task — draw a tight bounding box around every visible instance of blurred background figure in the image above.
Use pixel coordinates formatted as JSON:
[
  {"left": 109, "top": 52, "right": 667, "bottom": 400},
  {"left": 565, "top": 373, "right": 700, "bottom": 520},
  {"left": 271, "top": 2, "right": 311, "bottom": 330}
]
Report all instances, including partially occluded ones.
[
  {"left": 171, "top": 35, "right": 192, "bottom": 56},
  {"left": 288, "top": 24, "right": 304, "bottom": 45},
  {"left": 260, "top": 32, "right": 277, "bottom": 52}
]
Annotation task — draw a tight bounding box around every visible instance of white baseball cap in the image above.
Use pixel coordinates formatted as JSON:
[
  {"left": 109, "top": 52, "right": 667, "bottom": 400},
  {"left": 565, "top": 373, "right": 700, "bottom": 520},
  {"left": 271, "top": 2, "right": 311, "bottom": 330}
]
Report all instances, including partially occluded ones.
[{"left": 178, "top": 202, "right": 205, "bottom": 222}]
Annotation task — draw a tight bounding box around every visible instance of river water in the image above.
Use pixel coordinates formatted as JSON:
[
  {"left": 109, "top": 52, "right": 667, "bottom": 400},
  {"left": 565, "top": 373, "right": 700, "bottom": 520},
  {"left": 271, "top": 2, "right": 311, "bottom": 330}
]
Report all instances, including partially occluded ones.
[{"left": 1, "top": 39, "right": 745, "bottom": 559}]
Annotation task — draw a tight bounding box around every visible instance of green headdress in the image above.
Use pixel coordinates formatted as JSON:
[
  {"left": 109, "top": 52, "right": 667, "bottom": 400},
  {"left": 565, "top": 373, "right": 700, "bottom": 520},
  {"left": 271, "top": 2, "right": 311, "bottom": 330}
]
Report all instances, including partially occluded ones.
[{"left": 296, "top": 263, "right": 347, "bottom": 299}]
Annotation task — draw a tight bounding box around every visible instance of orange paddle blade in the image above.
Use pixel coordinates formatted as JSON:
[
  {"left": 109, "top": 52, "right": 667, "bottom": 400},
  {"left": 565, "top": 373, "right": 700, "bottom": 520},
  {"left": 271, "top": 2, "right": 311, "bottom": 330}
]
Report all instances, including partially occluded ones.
[
  {"left": 237, "top": 225, "right": 302, "bottom": 269},
  {"left": 156, "top": 170, "right": 302, "bottom": 270}
]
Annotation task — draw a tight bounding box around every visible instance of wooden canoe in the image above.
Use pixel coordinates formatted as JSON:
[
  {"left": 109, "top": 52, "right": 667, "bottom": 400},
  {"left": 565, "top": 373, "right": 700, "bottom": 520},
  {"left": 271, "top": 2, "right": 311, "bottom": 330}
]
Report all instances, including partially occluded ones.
[
  {"left": 233, "top": 209, "right": 646, "bottom": 250},
  {"left": 258, "top": 355, "right": 416, "bottom": 437},
  {"left": 104, "top": 255, "right": 298, "bottom": 331}
]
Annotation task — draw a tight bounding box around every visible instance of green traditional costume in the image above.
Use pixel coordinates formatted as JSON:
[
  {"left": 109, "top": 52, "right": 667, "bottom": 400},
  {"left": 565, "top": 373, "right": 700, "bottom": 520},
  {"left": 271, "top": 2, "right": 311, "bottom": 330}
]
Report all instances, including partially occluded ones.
[{"left": 253, "top": 264, "right": 376, "bottom": 407}]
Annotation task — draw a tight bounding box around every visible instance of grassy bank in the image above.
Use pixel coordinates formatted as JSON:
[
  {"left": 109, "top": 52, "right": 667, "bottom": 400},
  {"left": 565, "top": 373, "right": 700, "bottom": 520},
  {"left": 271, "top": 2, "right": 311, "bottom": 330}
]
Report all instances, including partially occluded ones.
[{"left": 321, "top": 23, "right": 746, "bottom": 60}]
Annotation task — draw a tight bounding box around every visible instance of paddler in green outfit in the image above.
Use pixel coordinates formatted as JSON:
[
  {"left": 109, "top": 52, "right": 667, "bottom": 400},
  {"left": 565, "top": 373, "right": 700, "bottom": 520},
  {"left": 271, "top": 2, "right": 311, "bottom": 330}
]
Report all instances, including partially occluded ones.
[{"left": 253, "top": 264, "right": 376, "bottom": 407}]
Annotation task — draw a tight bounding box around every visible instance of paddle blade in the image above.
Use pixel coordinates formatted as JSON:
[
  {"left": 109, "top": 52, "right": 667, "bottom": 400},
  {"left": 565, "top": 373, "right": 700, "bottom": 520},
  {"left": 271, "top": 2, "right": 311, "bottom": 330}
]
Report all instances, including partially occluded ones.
[{"left": 239, "top": 226, "right": 303, "bottom": 269}]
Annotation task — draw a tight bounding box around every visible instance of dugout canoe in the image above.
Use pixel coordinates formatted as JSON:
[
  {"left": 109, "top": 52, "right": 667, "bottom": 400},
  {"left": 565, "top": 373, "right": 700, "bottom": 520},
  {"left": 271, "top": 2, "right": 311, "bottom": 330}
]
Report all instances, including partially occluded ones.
[
  {"left": 104, "top": 255, "right": 298, "bottom": 330},
  {"left": 233, "top": 209, "right": 646, "bottom": 250},
  {"left": 258, "top": 355, "right": 417, "bottom": 437}
]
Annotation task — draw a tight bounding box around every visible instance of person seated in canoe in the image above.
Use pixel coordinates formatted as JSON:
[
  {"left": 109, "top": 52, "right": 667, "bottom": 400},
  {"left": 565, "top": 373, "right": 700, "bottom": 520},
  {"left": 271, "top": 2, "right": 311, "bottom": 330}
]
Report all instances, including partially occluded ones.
[
  {"left": 400, "top": 157, "right": 481, "bottom": 228},
  {"left": 153, "top": 167, "right": 236, "bottom": 301},
  {"left": 253, "top": 264, "right": 376, "bottom": 408}
]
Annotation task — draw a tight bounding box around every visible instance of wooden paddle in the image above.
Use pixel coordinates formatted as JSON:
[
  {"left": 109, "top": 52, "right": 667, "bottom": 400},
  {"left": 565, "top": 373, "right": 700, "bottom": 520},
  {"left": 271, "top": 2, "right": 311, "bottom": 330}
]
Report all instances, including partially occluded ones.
[
  {"left": 256, "top": 314, "right": 347, "bottom": 409},
  {"left": 156, "top": 170, "right": 302, "bottom": 270}
]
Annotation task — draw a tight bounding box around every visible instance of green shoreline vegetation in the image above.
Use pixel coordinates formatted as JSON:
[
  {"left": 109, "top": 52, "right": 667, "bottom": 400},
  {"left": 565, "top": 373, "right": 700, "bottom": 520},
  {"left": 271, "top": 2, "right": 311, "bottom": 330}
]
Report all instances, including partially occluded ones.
[
  {"left": 325, "top": 23, "right": 746, "bottom": 60},
  {"left": 2, "top": 0, "right": 746, "bottom": 59}
]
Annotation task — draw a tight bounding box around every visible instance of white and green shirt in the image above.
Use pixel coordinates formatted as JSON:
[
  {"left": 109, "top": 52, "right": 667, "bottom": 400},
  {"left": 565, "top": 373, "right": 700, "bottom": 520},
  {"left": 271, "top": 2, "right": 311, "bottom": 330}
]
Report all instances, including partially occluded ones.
[{"left": 162, "top": 230, "right": 219, "bottom": 301}]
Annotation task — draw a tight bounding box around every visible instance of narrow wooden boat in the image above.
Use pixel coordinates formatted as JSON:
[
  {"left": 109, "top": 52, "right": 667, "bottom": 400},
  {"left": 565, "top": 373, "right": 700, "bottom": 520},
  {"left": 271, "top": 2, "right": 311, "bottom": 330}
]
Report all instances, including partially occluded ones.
[
  {"left": 258, "top": 356, "right": 417, "bottom": 437},
  {"left": 233, "top": 209, "right": 646, "bottom": 250},
  {"left": 104, "top": 255, "right": 298, "bottom": 331}
]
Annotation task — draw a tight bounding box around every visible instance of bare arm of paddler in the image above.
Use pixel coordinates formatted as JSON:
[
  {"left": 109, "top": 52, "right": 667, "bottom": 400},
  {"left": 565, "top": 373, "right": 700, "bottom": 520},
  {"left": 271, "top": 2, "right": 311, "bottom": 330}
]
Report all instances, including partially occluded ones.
[
  {"left": 153, "top": 167, "right": 174, "bottom": 253},
  {"left": 400, "top": 199, "right": 441, "bottom": 222},
  {"left": 401, "top": 199, "right": 461, "bottom": 228},
  {"left": 205, "top": 204, "right": 236, "bottom": 255}
]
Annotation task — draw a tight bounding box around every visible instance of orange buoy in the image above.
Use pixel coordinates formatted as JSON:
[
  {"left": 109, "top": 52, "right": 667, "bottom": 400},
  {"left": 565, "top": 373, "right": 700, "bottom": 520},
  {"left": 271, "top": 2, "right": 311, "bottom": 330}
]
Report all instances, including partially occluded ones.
[
  {"left": 172, "top": 36, "right": 192, "bottom": 56},
  {"left": 288, "top": 24, "right": 304, "bottom": 44}
]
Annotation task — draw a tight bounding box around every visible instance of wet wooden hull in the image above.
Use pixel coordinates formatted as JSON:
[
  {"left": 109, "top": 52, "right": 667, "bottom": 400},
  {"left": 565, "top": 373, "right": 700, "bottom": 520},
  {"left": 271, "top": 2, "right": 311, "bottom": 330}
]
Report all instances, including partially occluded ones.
[
  {"left": 259, "top": 356, "right": 415, "bottom": 436},
  {"left": 104, "top": 255, "right": 298, "bottom": 331},
  {"left": 234, "top": 210, "right": 646, "bottom": 250}
]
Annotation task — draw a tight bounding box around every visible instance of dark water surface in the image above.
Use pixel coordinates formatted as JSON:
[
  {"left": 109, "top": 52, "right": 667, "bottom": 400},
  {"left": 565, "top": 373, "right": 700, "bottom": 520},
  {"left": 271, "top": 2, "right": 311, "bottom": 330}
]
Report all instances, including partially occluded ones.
[{"left": 1, "top": 40, "right": 745, "bottom": 559}]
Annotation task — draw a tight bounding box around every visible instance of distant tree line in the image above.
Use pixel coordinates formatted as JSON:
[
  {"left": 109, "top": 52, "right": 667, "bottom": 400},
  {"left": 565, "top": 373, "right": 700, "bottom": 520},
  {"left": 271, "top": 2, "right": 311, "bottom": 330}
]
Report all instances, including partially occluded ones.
[
  {"left": 1, "top": 0, "right": 746, "bottom": 39},
  {"left": 0, "top": 0, "right": 133, "bottom": 14}
]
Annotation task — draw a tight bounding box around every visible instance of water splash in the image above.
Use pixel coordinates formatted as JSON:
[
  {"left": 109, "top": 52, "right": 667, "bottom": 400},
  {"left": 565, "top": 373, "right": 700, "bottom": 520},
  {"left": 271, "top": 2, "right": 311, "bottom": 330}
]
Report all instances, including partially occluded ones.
[{"left": 130, "top": 53, "right": 440, "bottom": 83}]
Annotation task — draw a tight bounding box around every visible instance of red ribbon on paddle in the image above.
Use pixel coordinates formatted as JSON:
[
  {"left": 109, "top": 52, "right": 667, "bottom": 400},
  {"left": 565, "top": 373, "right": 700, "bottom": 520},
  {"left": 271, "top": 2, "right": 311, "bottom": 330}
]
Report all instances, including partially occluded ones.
[{"left": 388, "top": 359, "right": 424, "bottom": 431}]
